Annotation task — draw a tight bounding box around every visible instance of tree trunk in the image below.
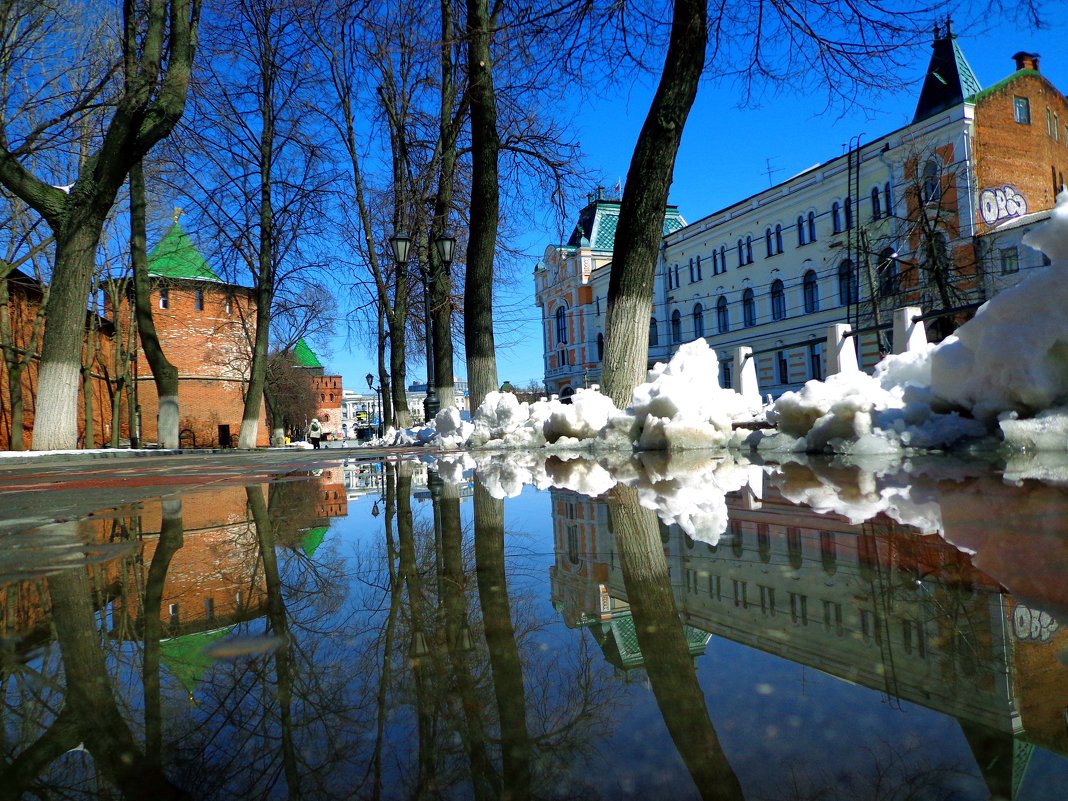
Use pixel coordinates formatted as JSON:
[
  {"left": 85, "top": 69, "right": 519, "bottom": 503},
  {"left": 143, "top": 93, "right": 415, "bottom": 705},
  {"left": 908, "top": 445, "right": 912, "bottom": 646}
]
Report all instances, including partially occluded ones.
[
  {"left": 388, "top": 308, "right": 411, "bottom": 428},
  {"left": 32, "top": 221, "right": 105, "bottom": 450},
  {"left": 607, "top": 484, "right": 744, "bottom": 801},
  {"left": 131, "top": 161, "right": 181, "bottom": 448},
  {"left": 600, "top": 0, "right": 707, "bottom": 407},
  {"left": 80, "top": 362, "right": 94, "bottom": 447},
  {"left": 463, "top": 0, "right": 500, "bottom": 410}
]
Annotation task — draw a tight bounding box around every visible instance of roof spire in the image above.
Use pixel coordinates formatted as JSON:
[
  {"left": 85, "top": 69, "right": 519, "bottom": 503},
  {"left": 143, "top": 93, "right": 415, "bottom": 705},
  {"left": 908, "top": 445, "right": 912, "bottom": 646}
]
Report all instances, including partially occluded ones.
[{"left": 912, "top": 17, "right": 982, "bottom": 123}]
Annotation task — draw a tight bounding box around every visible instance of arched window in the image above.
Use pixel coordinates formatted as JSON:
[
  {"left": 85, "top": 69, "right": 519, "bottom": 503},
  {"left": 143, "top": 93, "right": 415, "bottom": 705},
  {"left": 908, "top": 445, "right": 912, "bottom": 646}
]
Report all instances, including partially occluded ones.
[
  {"left": 871, "top": 186, "right": 881, "bottom": 219},
  {"left": 158, "top": 286, "right": 169, "bottom": 310},
  {"left": 775, "top": 224, "right": 783, "bottom": 254},
  {"left": 746, "top": 236, "right": 753, "bottom": 264},
  {"left": 797, "top": 215, "right": 806, "bottom": 246},
  {"left": 716, "top": 296, "right": 729, "bottom": 333},
  {"left": 878, "top": 248, "right": 899, "bottom": 296},
  {"left": 737, "top": 239, "right": 744, "bottom": 267},
  {"left": 832, "top": 201, "right": 842, "bottom": 233},
  {"left": 884, "top": 181, "right": 892, "bottom": 216},
  {"left": 742, "top": 288, "right": 756, "bottom": 327},
  {"left": 689, "top": 257, "right": 695, "bottom": 283},
  {"left": 787, "top": 528, "right": 803, "bottom": 570},
  {"left": 649, "top": 317, "right": 659, "bottom": 346},
  {"left": 808, "top": 211, "right": 817, "bottom": 242},
  {"left": 720, "top": 245, "right": 727, "bottom": 272},
  {"left": 838, "top": 260, "right": 856, "bottom": 305},
  {"left": 695, "top": 255, "right": 702, "bottom": 280},
  {"left": 693, "top": 304, "right": 704, "bottom": 338},
  {"left": 803, "top": 270, "right": 819, "bottom": 313},
  {"left": 597, "top": 332, "right": 604, "bottom": 360},
  {"left": 844, "top": 196, "right": 853, "bottom": 229},
  {"left": 671, "top": 309, "right": 682, "bottom": 342},
  {"left": 921, "top": 159, "right": 941, "bottom": 204},
  {"left": 555, "top": 305, "right": 568, "bottom": 344},
  {"left": 765, "top": 228, "right": 774, "bottom": 257},
  {"left": 712, "top": 249, "right": 718, "bottom": 275},
  {"left": 820, "top": 531, "right": 838, "bottom": 576},
  {"left": 194, "top": 287, "right": 204, "bottom": 311},
  {"left": 770, "top": 279, "right": 786, "bottom": 320}
]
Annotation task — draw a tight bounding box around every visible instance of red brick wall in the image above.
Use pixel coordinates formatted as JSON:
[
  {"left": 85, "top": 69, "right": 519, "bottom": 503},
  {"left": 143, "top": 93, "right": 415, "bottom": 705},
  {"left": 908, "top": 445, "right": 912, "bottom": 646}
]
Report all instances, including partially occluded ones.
[{"left": 973, "top": 71, "right": 1068, "bottom": 232}]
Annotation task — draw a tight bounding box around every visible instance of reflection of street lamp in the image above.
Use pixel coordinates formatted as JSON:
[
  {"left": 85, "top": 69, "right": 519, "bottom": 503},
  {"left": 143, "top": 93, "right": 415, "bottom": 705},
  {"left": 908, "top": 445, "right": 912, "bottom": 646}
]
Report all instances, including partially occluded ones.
[{"left": 366, "top": 372, "right": 382, "bottom": 438}]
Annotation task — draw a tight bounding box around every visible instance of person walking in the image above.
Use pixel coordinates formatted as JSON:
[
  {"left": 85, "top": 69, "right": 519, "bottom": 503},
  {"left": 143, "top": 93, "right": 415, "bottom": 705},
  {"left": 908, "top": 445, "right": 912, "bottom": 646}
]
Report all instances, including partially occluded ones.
[{"left": 308, "top": 417, "right": 323, "bottom": 449}]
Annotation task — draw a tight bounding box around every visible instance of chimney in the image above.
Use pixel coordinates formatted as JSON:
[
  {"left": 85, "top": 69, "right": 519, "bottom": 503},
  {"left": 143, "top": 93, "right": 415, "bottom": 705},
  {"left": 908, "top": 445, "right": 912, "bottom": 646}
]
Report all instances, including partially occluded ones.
[{"left": 1013, "top": 51, "right": 1040, "bottom": 72}]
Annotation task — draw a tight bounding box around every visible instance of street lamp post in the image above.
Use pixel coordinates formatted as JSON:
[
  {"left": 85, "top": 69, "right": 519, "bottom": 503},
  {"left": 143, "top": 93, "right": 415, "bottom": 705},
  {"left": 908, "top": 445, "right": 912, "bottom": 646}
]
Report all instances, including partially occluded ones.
[
  {"left": 365, "top": 372, "right": 382, "bottom": 438},
  {"left": 427, "top": 233, "right": 456, "bottom": 421}
]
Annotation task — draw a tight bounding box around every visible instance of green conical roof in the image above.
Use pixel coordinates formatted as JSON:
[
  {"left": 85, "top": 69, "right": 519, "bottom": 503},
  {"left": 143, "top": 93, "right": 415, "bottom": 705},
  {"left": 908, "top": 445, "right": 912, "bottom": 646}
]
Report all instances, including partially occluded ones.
[
  {"left": 300, "top": 525, "right": 327, "bottom": 557},
  {"left": 160, "top": 625, "right": 234, "bottom": 694},
  {"left": 148, "top": 223, "right": 222, "bottom": 282},
  {"left": 293, "top": 338, "right": 323, "bottom": 368}
]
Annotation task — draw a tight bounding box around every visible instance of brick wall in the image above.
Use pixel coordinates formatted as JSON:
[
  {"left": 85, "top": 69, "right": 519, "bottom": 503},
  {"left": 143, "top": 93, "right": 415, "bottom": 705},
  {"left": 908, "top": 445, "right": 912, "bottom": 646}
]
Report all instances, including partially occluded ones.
[{"left": 973, "top": 70, "right": 1068, "bottom": 232}]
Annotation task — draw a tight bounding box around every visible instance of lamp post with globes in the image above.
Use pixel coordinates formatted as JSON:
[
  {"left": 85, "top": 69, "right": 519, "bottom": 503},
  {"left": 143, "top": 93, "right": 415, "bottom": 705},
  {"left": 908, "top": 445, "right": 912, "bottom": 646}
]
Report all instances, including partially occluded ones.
[{"left": 365, "top": 372, "right": 382, "bottom": 438}]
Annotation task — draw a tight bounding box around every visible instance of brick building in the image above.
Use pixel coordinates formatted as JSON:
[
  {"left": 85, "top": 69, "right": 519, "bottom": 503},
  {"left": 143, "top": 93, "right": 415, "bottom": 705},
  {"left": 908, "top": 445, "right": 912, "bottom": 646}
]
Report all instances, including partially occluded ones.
[
  {"left": 293, "top": 338, "right": 343, "bottom": 438},
  {"left": 0, "top": 268, "right": 117, "bottom": 449},
  {"left": 537, "top": 27, "right": 1068, "bottom": 399},
  {"left": 121, "top": 222, "right": 269, "bottom": 448}
]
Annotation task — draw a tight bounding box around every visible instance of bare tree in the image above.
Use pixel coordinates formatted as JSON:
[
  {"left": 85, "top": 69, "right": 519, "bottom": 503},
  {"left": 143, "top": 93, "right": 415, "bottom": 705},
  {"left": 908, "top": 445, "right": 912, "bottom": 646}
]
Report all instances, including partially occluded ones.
[{"left": 0, "top": 0, "right": 199, "bottom": 450}]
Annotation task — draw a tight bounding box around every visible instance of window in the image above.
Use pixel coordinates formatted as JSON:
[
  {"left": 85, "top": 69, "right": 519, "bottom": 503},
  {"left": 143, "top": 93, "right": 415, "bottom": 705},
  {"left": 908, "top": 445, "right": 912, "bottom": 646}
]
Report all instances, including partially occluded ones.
[
  {"left": 921, "top": 160, "right": 941, "bottom": 204},
  {"left": 689, "top": 257, "right": 695, "bottom": 283},
  {"left": 567, "top": 526, "right": 579, "bottom": 564},
  {"left": 742, "top": 288, "right": 756, "bottom": 327},
  {"left": 712, "top": 249, "right": 718, "bottom": 275},
  {"left": 158, "top": 286, "right": 169, "bottom": 310},
  {"left": 205, "top": 598, "right": 215, "bottom": 622},
  {"left": 720, "top": 359, "right": 732, "bottom": 388},
  {"left": 844, "top": 196, "right": 853, "bottom": 229},
  {"left": 746, "top": 236, "right": 753, "bottom": 264},
  {"left": 169, "top": 603, "right": 180, "bottom": 627},
  {"left": 649, "top": 317, "right": 659, "bottom": 346},
  {"left": 803, "top": 270, "right": 819, "bottom": 313},
  {"left": 225, "top": 294, "right": 233, "bottom": 315},
  {"left": 820, "top": 530, "right": 837, "bottom": 575},
  {"left": 878, "top": 248, "right": 899, "bottom": 296},
  {"left": 597, "top": 332, "right": 604, "bottom": 360},
  {"left": 692, "top": 304, "right": 704, "bottom": 338},
  {"left": 808, "top": 211, "right": 816, "bottom": 242},
  {"left": 716, "top": 296, "right": 729, "bottom": 333},
  {"left": 1047, "top": 107, "right": 1054, "bottom": 137},
  {"left": 759, "top": 585, "right": 776, "bottom": 616},
  {"left": 871, "top": 186, "right": 881, "bottom": 219},
  {"left": 1014, "top": 95, "right": 1031, "bottom": 124},
  {"left": 671, "top": 309, "right": 682, "bottom": 342},
  {"left": 884, "top": 182, "right": 893, "bottom": 217},
  {"left": 695, "top": 255, "right": 702, "bottom": 280},
  {"left": 194, "top": 287, "right": 204, "bottom": 311},
  {"left": 809, "top": 342, "right": 823, "bottom": 380},
  {"left": 555, "top": 305, "right": 568, "bottom": 344},
  {"left": 789, "top": 592, "right": 808, "bottom": 625},
  {"left": 776, "top": 350, "right": 789, "bottom": 385},
  {"left": 720, "top": 245, "right": 727, "bottom": 272},
  {"left": 832, "top": 201, "right": 842, "bottom": 233},
  {"left": 787, "top": 528, "right": 803, "bottom": 569},
  {"left": 765, "top": 228, "right": 774, "bottom": 257},
  {"left": 838, "top": 260, "right": 856, "bottom": 305},
  {"left": 797, "top": 215, "right": 806, "bottom": 246},
  {"left": 1000, "top": 246, "right": 1020, "bottom": 274},
  {"left": 733, "top": 580, "right": 748, "bottom": 608},
  {"left": 770, "top": 279, "right": 786, "bottom": 320},
  {"left": 674, "top": 263, "right": 680, "bottom": 288},
  {"left": 737, "top": 239, "right": 744, "bottom": 267},
  {"left": 775, "top": 224, "right": 783, "bottom": 254},
  {"left": 596, "top": 296, "right": 601, "bottom": 316},
  {"left": 823, "top": 601, "right": 844, "bottom": 636}
]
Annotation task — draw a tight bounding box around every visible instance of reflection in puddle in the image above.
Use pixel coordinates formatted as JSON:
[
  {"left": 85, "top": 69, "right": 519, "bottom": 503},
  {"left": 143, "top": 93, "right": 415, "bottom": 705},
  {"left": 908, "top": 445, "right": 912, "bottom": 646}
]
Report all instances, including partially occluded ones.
[{"left": 1, "top": 455, "right": 1067, "bottom": 798}]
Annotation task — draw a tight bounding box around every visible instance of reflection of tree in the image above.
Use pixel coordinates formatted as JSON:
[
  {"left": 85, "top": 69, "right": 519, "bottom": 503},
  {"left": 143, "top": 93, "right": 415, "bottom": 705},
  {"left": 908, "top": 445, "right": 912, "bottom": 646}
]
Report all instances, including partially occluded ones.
[
  {"left": 473, "top": 481, "right": 532, "bottom": 801},
  {"left": 46, "top": 523, "right": 189, "bottom": 799},
  {"left": 606, "top": 484, "right": 744, "bottom": 801}
]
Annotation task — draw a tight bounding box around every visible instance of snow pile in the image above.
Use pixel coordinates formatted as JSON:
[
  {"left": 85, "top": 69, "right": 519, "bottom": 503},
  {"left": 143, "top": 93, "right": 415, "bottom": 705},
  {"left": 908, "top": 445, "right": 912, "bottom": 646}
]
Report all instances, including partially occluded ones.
[
  {"left": 932, "top": 196, "right": 1068, "bottom": 424},
  {"left": 630, "top": 339, "right": 762, "bottom": 450},
  {"left": 766, "top": 347, "right": 987, "bottom": 454}
]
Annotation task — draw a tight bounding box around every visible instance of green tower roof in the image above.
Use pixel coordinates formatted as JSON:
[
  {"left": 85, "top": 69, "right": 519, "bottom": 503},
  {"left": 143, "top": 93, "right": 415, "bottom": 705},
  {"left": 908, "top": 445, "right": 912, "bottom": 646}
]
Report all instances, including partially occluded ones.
[
  {"left": 148, "top": 223, "right": 222, "bottom": 282},
  {"left": 300, "top": 525, "right": 328, "bottom": 557},
  {"left": 293, "top": 338, "right": 323, "bottom": 368},
  {"left": 160, "top": 625, "right": 234, "bottom": 694}
]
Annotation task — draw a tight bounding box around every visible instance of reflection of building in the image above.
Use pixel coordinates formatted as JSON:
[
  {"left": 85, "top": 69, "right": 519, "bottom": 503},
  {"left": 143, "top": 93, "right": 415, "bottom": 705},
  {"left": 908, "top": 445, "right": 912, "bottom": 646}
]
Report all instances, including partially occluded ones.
[
  {"left": 537, "top": 33, "right": 1068, "bottom": 399},
  {"left": 548, "top": 477, "right": 1068, "bottom": 771}
]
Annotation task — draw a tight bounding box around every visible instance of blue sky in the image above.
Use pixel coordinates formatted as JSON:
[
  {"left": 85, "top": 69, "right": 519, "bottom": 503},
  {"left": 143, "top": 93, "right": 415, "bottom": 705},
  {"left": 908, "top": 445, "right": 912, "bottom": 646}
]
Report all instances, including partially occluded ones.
[{"left": 324, "top": 6, "right": 1068, "bottom": 392}]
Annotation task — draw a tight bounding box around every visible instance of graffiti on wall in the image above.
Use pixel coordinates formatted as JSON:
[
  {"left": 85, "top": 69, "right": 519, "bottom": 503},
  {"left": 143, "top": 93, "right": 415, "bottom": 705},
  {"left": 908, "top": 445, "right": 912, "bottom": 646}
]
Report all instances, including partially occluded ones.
[
  {"left": 979, "top": 184, "right": 1028, "bottom": 225},
  {"left": 1012, "top": 603, "right": 1059, "bottom": 643}
]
